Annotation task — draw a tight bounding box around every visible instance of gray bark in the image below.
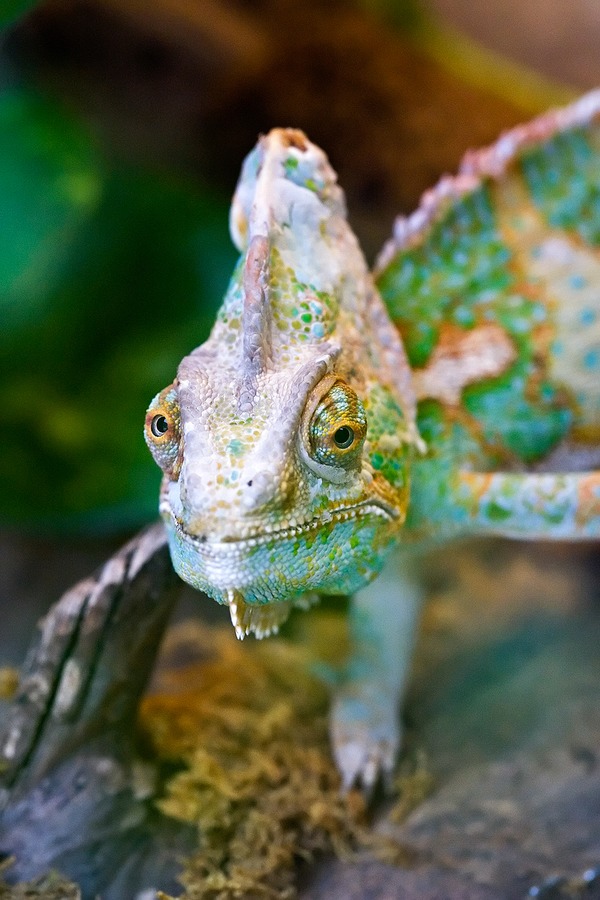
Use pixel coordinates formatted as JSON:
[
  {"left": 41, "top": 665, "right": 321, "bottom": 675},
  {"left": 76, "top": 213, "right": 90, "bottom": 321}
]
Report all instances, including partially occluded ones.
[{"left": 0, "top": 522, "right": 194, "bottom": 899}]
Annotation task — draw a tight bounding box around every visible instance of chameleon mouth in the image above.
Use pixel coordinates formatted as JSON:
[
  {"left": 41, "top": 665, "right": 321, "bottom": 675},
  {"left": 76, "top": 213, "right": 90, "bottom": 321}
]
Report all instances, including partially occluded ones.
[
  {"left": 161, "top": 498, "right": 397, "bottom": 640},
  {"left": 164, "top": 499, "right": 396, "bottom": 553}
]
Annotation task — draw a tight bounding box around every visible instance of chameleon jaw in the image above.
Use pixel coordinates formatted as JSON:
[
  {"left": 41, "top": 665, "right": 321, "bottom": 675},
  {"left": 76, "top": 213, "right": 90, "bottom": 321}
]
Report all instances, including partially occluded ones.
[
  {"left": 167, "top": 500, "right": 398, "bottom": 551},
  {"left": 161, "top": 495, "right": 401, "bottom": 619}
]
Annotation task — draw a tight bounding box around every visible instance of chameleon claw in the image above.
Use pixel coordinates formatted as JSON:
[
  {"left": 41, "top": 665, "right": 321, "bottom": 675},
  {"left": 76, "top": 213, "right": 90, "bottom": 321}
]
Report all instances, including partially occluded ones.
[
  {"left": 332, "top": 727, "right": 397, "bottom": 794},
  {"left": 335, "top": 741, "right": 366, "bottom": 792}
]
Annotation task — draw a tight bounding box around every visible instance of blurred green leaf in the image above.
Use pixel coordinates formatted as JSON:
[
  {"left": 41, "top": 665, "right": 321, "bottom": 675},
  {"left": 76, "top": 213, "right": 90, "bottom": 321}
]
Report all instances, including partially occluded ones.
[
  {"left": 356, "top": 0, "right": 424, "bottom": 31},
  {"left": 0, "top": 91, "right": 102, "bottom": 325},
  {"left": 0, "top": 89, "right": 235, "bottom": 531},
  {"left": 0, "top": 0, "right": 41, "bottom": 28}
]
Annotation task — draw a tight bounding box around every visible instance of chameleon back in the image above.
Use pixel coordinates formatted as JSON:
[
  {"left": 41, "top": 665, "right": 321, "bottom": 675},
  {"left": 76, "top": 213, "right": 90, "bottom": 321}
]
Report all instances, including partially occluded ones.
[{"left": 376, "top": 94, "right": 600, "bottom": 481}]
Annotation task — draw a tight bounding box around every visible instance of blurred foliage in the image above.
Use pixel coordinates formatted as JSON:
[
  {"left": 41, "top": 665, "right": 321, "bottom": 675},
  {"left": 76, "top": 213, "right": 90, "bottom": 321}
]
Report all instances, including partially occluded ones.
[
  {"left": 0, "top": 0, "right": 40, "bottom": 29},
  {"left": 0, "top": 859, "right": 80, "bottom": 899},
  {"left": 0, "top": 88, "right": 235, "bottom": 530},
  {"left": 357, "top": 0, "right": 425, "bottom": 30}
]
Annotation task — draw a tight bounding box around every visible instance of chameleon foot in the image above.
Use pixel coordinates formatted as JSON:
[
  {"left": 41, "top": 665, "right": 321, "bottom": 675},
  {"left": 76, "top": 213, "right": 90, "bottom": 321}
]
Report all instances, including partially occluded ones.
[{"left": 330, "top": 688, "right": 400, "bottom": 791}]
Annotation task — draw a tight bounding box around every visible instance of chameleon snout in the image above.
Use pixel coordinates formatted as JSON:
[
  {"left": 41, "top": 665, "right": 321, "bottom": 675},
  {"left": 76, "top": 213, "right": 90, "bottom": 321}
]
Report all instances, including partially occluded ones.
[{"left": 239, "top": 468, "right": 279, "bottom": 511}]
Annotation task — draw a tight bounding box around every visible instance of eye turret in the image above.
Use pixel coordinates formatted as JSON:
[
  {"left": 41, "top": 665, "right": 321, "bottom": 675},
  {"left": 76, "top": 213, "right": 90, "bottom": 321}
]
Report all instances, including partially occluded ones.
[
  {"left": 301, "top": 378, "right": 367, "bottom": 480},
  {"left": 144, "top": 384, "right": 182, "bottom": 479}
]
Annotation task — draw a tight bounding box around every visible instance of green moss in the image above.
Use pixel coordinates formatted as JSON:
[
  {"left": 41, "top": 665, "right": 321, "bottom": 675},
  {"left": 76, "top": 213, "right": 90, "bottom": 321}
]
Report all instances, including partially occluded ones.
[
  {"left": 142, "top": 618, "right": 426, "bottom": 900},
  {"left": 0, "top": 863, "right": 80, "bottom": 900},
  {"left": 0, "top": 668, "right": 19, "bottom": 701}
]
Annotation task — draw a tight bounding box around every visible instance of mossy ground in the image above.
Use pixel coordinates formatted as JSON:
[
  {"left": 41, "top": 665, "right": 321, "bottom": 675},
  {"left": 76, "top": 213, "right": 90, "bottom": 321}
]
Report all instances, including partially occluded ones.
[
  {"left": 0, "top": 861, "right": 79, "bottom": 900},
  {"left": 0, "top": 671, "right": 19, "bottom": 703},
  {"left": 140, "top": 613, "right": 432, "bottom": 900}
]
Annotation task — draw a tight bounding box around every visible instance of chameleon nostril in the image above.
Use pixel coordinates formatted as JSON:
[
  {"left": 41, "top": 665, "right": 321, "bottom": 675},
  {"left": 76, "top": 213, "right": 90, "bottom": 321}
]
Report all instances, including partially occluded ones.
[{"left": 241, "top": 470, "right": 275, "bottom": 510}]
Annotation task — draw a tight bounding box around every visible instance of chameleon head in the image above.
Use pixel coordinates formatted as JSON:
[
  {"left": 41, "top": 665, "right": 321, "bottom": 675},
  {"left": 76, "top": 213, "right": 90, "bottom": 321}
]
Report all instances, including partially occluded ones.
[{"left": 145, "top": 128, "right": 419, "bottom": 638}]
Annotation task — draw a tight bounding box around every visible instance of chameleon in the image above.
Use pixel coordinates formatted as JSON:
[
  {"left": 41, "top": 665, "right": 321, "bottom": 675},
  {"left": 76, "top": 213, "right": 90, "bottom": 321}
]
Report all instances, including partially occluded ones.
[
  {"left": 143, "top": 91, "right": 600, "bottom": 790},
  {"left": 2, "top": 92, "right": 600, "bottom": 900}
]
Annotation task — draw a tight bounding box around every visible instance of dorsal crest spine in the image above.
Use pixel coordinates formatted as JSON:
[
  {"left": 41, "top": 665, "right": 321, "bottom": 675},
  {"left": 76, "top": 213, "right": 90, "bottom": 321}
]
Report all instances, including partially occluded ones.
[{"left": 238, "top": 234, "right": 271, "bottom": 413}]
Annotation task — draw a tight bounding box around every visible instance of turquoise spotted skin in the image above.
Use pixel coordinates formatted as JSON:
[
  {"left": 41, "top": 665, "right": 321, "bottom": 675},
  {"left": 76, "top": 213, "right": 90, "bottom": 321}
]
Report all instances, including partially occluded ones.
[
  {"left": 145, "top": 98, "right": 600, "bottom": 788},
  {"left": 377, "top": 108, "right": 600, "bottom": 542}
]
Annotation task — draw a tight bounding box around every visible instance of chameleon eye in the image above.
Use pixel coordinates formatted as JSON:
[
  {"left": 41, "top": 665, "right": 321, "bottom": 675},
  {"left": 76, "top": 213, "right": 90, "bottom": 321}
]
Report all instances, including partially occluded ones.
[
  {"left": 306, "top": 380, "right": 367, "bottom": 472},
  {"left": 144, "top": 384, "right": 182, "bottom": 479},
  {"left": 333, "top": 425, "right": 355, "bottom": 449},
  {"left": 151, "top": 414, "right": 170, "bottom": 438}
]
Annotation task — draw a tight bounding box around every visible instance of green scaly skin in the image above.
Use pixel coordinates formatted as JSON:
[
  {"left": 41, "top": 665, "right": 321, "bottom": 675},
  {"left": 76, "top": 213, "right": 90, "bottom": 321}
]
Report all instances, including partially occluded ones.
[{"left": 145, "top": 97, "right": 600, "bottom": 788}]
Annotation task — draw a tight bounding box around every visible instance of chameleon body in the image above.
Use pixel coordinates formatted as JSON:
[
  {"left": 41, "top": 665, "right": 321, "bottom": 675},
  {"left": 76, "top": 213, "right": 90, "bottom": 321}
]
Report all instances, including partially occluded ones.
[{"left": 145, "top": 94, "right": 600, "bottom": 788}]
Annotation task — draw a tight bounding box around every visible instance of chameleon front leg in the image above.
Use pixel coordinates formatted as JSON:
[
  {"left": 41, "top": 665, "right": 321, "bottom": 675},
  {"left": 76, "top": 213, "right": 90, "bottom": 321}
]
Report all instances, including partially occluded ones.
[{"left": 330, "top": 548, "right": 423, "bottom": 790}]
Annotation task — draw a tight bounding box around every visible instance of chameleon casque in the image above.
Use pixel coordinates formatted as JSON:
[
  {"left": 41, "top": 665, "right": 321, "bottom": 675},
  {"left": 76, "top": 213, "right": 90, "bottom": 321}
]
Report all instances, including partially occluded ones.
[{"left": 144, "top": 92, "right": 600, "bottom": 789}]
